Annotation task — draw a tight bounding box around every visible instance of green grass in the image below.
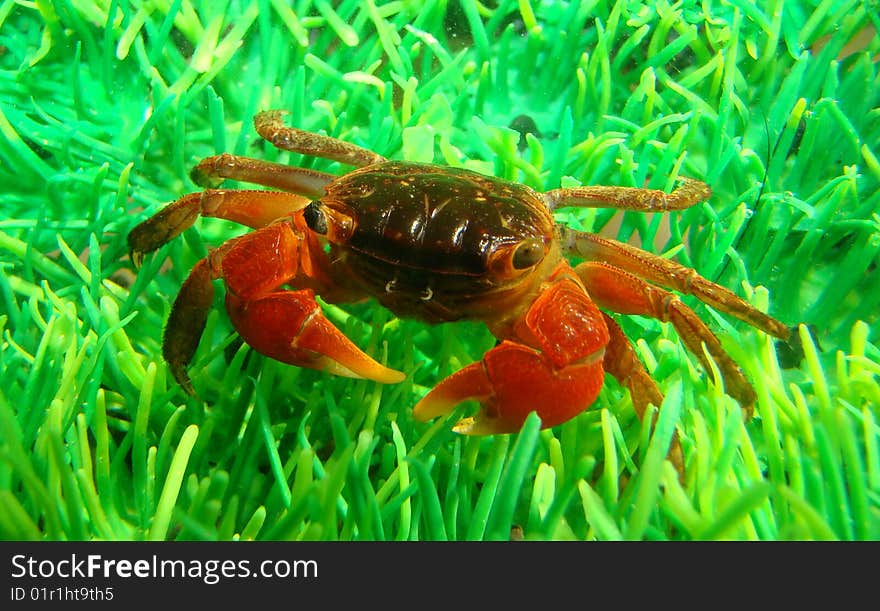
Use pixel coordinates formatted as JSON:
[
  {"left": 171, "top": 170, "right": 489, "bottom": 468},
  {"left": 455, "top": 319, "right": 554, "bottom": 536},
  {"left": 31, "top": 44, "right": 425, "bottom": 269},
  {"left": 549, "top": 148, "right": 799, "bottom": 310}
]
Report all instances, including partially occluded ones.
[{"left": 1, "top": 0, "right": 878, "bottom": 541}]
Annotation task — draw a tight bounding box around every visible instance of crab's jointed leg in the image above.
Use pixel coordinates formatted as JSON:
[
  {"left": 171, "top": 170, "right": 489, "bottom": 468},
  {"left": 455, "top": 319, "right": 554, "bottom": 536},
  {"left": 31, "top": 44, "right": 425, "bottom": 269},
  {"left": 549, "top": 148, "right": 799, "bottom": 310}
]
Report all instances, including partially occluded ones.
[
  {"left": 254, "top": 110, "right": 387, "bottom": 168},
  {"left": 598, "top": 313, "right": 663, "bottom": 421},
  {"left": 555, "top": 205, "right": 790, "bottom": 341},
  {"left": 575, "top": 260, "right": 758, "bottom": 417},
  {"left": 600, "top": 312, "right": 684, "bottom": 474},
  {"left": 161, "top": 256, "right": 216, "bottom": 394},
  {"left": 189, "top": 154, "right": 336, "bottom": 199},
  {"left": 128, "top": 189, "right": 311, "bottom": 264},
  {"left": 544, "top": 177, "right": 712, "bottom": 212},
  {"left": 545, "top": 176, "right": 790, "bottom": 340}
]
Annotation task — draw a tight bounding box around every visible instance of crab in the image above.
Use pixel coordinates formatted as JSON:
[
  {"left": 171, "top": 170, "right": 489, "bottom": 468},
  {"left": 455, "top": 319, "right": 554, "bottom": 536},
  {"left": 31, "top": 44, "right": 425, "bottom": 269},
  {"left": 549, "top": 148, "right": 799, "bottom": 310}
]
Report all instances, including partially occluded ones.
[{"left": 129, "top": 110, "right": 790, "bottom": 469}]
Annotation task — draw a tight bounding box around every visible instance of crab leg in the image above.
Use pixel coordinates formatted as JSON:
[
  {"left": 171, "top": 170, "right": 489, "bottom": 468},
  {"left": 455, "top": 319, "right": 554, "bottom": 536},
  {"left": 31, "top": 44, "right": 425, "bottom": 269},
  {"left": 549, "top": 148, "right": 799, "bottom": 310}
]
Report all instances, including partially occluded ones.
[
  {"left": 575, "top": 261, "right": 758, "bottom": 417},
  {"left": 128, "top": 189, "right": 310, "bottom": 265},
  {"left": 190, "top": 154, "right": 335, "bottom": 199},
  {"left": 562, "top": 229, "right": 791, "bottom": 340},
  {"left": 544, "top": 177, "right": 711, "bottom": 211},
  {"left": 599, "top": 313, "right": 663, "bottom": 421},
  {"left": 163, "top": 220, "right": 404, "bottom": 393},
  {"left": 162, "top": 256, "right": 218, "bottom": 394},
  {"left": 600, "top": 312, "right": 684, "bottom": 475},
  {"left": 254, "top": 110, "right": 387, "bottom": 168}
]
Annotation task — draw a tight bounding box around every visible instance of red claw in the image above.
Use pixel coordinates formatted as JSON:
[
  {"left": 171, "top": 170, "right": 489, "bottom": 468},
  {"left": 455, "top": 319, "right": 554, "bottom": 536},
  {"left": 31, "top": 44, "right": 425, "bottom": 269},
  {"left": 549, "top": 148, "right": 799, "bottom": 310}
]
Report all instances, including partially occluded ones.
[
  {"left": 413, "top": 340, "right": 605, "bottom": 435},
  {"left": 226, "top": 289, "right": 404, "bottom": 384},
  {"left": 414, "top": 262, "right": 611, "bottom": 435}
]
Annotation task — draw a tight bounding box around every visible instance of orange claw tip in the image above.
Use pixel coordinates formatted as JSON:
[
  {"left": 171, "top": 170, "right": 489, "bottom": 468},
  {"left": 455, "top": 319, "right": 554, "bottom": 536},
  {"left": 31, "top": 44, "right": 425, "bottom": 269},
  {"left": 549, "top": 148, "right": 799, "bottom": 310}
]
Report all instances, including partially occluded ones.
[
  {"left": 458, "top": 410, "right": 546, "bottom": 435},
  {"left": 451, "top": 414, "right": 524, "bottom": 436},
  {"left": 451, "top": 416, "right": 478, "bottom": 434},
  {"left": 312, "top": 354, "right": 405, "bottom": 384},
  {"left": 373, "top": 367, "right": 406, "bottom": 385},
  {"left": 169, "top": 362, "right": 197, "bottom": 397},
  {"left": 411, "top": 362, "right": 493, "bottom": 423},
  {"left": 413, "top": 391, "right": 458, "bottom": 422},
  {"left": 411, "top": 394, "right": 454, "bottom": 423}
]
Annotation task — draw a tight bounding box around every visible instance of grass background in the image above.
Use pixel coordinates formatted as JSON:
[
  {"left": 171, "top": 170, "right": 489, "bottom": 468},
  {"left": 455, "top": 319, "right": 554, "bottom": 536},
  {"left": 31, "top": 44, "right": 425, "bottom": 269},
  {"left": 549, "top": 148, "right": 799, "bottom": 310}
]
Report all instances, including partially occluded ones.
[{"left": 1, "top": 0, "right": 878, "bottom": 541}]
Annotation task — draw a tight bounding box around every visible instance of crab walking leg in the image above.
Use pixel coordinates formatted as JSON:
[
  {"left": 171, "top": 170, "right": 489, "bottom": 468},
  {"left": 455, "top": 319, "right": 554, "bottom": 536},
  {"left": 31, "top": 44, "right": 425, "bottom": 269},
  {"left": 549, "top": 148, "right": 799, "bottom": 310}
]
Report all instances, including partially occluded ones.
[
  {"left": 163, "top": 256, "right": 218, "bottom": 394},
  {"left": 576, "top": 261, "right": 758, "bottom": 417},
  {"left": 190, "top": 154, "right": 335, "bottom": 199},
  {"left": 254, "top": 110, "right": 387, "bottom": 168},
  {"left": 599, "top": 313, "right": 664, "bottom": 420},
  {"left": 128, "top": 189, "right": 310, "bottom": 265},
  {"left": 414, "top": 264, "right": 609, "bottom": 434},
  {"left": 164, "top": 221, "right": 404, "bottom": 393},
  {"left": 544, "top": 177, "right": 712, "bottom": 211},
  {"left": 600, "top": 313, "right": 684, "bottom": 476},
  {"left": 563, "top": 229, "right": 791, "bottom": 340}
]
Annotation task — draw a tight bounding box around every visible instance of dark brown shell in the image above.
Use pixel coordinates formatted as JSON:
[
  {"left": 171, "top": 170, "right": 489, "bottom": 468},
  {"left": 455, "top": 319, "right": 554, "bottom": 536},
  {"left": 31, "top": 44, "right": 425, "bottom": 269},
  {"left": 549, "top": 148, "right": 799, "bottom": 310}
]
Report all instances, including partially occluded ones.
[
  {"left": 324, "top": 161, "right": 553, "bottom": 273},
  {"left": 319, "top": 161, "right": 556, "bottom": 322}
]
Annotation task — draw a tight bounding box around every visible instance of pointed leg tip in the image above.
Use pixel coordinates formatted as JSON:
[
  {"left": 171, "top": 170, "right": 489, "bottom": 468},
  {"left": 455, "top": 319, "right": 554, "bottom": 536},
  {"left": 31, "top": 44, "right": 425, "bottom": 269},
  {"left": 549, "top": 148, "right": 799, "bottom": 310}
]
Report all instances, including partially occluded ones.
[
  {"left": 127, "top": 225, "right": 153, "bottom": 266},
  {"left": 381, "top": 368, "right": 407, "bottom": 385},
  {"left": 169, "top": 362, "right": 197, "bottom": 396},
  {"left": 129, "top": 249, "right": 144, "bottom": 269},
  {"left": 412, "top": 397, "right": 454, "bottom": 423},
  {"left": 254, "top": 109, "right": 289, "bottom": 128},
  {"left": 189, "top": 164, "right": 224, "bottom": 188}
]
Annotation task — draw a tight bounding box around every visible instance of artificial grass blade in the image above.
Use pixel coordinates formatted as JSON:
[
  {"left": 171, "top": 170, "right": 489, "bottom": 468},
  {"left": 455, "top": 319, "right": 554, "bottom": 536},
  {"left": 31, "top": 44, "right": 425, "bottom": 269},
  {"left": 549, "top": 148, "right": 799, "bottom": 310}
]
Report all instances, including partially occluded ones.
[{"left": 148, "top": 424, "right": 199, "bottom": 541}]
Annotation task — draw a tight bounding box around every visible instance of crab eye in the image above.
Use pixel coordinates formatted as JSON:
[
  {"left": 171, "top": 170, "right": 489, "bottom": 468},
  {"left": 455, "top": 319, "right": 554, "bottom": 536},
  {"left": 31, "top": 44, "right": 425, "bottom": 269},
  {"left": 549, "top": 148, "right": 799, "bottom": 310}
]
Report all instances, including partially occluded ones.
[
  {"left": 304, "top": 201, "right": 328, "bottom": 234},
  {"left": 511, "top": 237, "right": 545, "bottom": 269}
]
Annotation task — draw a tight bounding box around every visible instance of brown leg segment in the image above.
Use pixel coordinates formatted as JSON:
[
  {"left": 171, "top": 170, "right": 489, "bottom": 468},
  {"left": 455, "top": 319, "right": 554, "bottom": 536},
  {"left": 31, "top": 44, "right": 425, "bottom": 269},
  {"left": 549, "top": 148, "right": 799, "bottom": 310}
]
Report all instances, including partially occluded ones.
[
  {"left": 563, "top": 230, "right": 790, "bottom": 340},
  {"left": 600, "top": 313, "right": 663, "bottom": 421},
  {"left": 162, "top": 256, "right": 219, "bottom": 394},
  {"left": 600, "top": 313, "right": 684, "bottom": 476},
  {"left": 254, "top": 110, "right": 387, "bottom": 168},
  {"left": 128, "top": 189, "right": 309, "bottom": 265},
  {"left": 190, "top": 154, "right": 335, "bottom": 198},
  {"left": 576, "top": 261, "right": 758, "bottom": 418},
  {"left": 544, "top": 177, "right": 712, "bottom": 211}
]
